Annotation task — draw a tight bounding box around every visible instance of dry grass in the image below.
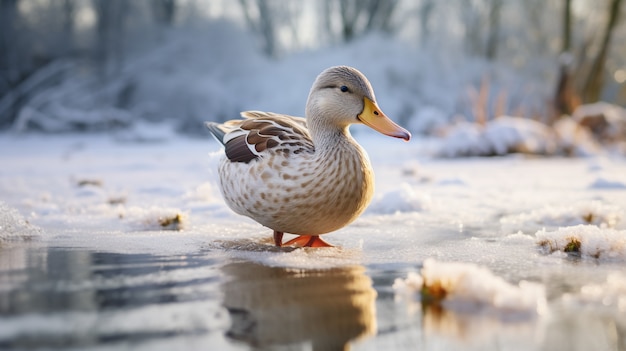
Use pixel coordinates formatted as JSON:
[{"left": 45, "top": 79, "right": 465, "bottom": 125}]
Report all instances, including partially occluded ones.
[
  {"left": 563, "top": 238, "right": 581, "bottom": 253},
  {"left": 537, "top": 236, "right": 581, "bottom": 255},
  {"left": 466, "top": 75, "right": 526, "bottom": 126},
  {"left": 581, "top": 212, "right": 595, "bottom": 224},
  {"left": 75, "top": 179, "right": 103, "bottom": 187},
  {"left": 420, "top": 280, "right": 448, "bottom": 305},
  {"left": 158, "top": 213, "right": 185, "bottom": 230}
]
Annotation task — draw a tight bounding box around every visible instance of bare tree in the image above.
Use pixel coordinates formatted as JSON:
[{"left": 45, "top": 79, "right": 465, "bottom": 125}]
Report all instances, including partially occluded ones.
[
  {"left": 551, "top": 0, "right": 579, "bottom": 119},
  {"left": 522, "top": 0, "right": 552, "bottom": 55},
  {"left": 562, "top": 0, "right": 572, "bottom": 52},
  {"left": 418, "top": 0, "right": 435, "bottom": 45},
  {"left": 339, "top": 0, "right": 361, "bottom": 41},
  {"left": 238, "top": 0, "right": 279, "bottom": 57},
  {"left": 317, "top": 0, "right": 400, "bottom": 44},
  {"left": 151, "top": 0, "right": 177, "bottom": 27},
  {"left": 337, "top": 0, "right": 398, "bottom": 42},
  {"left": 485, "top": 0, "right": 503, "bottom": 60},
  {"left": 0, "top": 0, "right": 23, "bottom": 126},
  {"left": 58, "top": 0, "right": 76, "bottom": 58},
  {"left": 0, "top": 0, "right": 20, "bottom": 91},
  {"left": 461, "top": 0, "right": 484, "bottom": 56},
  {"left": 461, "top": 0, "right": 503, "bottom": 60},
  {"left": 582, "top": 0, "right": 623, "bottom": 103},
  {"left": 93, "top": 0, "right": 128, "bottom": 79}
]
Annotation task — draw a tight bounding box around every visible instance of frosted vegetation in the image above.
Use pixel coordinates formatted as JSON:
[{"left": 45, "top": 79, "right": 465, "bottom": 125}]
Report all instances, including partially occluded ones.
[{"left": 393, "top": 259, "right": 546, "bottom": 316}]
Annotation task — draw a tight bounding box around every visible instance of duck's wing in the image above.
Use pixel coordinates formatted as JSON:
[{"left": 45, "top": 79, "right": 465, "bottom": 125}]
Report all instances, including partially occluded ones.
[{"left": 205, "top": 111, "right": 314, "bottom": 163}]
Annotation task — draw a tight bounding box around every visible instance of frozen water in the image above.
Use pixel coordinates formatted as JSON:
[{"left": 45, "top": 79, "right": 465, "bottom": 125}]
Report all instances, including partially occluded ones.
[{"left": 1, "top": 132, "right": 626, "bottom": 350}]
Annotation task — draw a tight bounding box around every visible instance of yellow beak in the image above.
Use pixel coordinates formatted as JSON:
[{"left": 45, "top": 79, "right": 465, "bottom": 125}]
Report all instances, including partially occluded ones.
[{"left": 357, "top": 97, "right": 411, "bottom": 141}]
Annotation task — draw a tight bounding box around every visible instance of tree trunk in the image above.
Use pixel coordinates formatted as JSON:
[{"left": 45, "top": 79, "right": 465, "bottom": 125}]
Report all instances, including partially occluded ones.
[
  {"left": 340, "top": 0, "right": 361, "bottom": 42},
  {"left": 93, "top": 0, "right": 127, "bottom": 79},
  {"left": 152, "top": 0, "right": 176, "bottom": 27},
  {"left": 551, "top": 0, "right": 579, "bottom": 120},
  {"left": 582, "top": 0, "right": 622, "bottom": 103},
  {"left": 462, "top": 2, "right": 483, "bottom": 56},
  {"left": 485, "top": 0, "right": 502, "bottom": 60},
  {"left": 0, "top": 0, "right": 20, "bottom": 126},
  {"left": 0, "top": 0, "right": 19, "bottom": 88},
  {"left": 562, "top": 0, "right": 571, "bottom": 52},
  {"left": 60, "top": 0, "right": 75, "bottom": 58},
  {"left": 419, "top": 0, "right": 435, "bottom": 45},
  {"left": 238, "top": 0, "right": 278, "bottom": 57},
  {"left": 257, "top": 0, "right": 277, "bottom": 57}
]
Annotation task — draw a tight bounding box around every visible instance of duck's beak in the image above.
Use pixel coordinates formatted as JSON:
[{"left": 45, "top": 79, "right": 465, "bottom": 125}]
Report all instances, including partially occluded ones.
[{"left": 358, "top": 97, "right": 411, "bottom": 141}]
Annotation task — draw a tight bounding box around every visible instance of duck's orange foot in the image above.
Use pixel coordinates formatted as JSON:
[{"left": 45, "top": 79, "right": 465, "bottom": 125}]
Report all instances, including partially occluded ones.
[{"left": 283, "top": 235, "right": 334, "bottom": 248}]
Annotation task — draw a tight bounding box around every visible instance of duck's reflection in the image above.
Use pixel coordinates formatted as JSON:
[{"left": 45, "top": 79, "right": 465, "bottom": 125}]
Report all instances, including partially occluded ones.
[{"left": 221, "top": 262, "right": 377, "bottom": 351}]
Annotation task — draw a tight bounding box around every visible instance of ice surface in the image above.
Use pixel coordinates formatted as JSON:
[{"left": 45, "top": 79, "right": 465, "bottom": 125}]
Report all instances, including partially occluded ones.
[{"left": 2, "top": 132, "right": 626, "bottom": 350}]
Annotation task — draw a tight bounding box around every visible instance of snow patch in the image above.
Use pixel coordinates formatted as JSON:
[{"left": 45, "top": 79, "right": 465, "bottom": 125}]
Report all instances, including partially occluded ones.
[
  {"left": 553, "top": 118, "right": 601, "bottom": 157},
  {"left": 535, "top": 225, "right": 626, "bottom": 259},
  {"left": 183, "top": 182, "right": 221, "bottom": 203},
  {"left": 124, "top": 206, "right": 188, "bottom": 231},
  {"left": 393, "top": 258, "right": 546, "bottom": 316},
  {"left": 573, "top": 102, "right": 626, "bottom": 142},
  {"left": 439, "top": 117, "right": 555, "bottom": 157},
  {"left": 484, "top": 117, "right": 556, "bottom": 156},
  {"left": 407, "top": 106, "right": 448, "bottom": 135},
  {"left": 502, "top": 232, "right": 535, "bottom": 244},
  {"left": 438, "top": 122, "right": 487, "bottom": 157},
  {"left": 500, "top": 201, "right": 623, "bottom": 233},
  {"left": 0, "top": 202, "right": 41, "bottom": 242},
  {"left": 367, "top": 183, "right": 430, "bottom": 214}
]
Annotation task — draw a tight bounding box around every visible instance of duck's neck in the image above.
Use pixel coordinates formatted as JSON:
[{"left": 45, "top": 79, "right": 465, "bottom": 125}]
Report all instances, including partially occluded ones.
[
  {"left": 310, "top": 121, "right": 372, "bottom": 180},
  {"left": 311, "top": 123, "right": 352, "bottom": 153},
  {"left": 308, "top": 120, "right": 375, "bottom": 222}
]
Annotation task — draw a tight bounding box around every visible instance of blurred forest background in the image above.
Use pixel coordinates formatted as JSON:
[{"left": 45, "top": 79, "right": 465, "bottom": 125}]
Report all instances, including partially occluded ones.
[{"left": 0, "top": 0, "right": 625, "bottom": 140}]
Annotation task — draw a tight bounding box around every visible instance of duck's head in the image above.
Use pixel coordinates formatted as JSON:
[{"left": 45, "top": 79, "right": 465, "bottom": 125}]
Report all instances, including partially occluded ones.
[{"left": 306, "top": 66, "right": 411, "bottom": 141}]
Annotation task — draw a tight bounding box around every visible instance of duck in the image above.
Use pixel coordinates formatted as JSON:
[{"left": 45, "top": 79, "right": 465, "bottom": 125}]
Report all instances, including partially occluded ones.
[{"left": 205, "top": 66, "right": 410, "bottom": 247}]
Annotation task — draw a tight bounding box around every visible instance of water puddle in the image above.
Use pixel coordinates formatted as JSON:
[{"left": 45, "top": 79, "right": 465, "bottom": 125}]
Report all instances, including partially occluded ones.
[{"left": 1, "top": 243, "right": 625, "bottom": 350}]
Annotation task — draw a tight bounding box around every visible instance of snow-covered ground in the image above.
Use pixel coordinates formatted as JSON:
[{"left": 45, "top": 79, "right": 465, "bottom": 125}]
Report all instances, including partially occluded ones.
[{"left": 1, "top": 131, "right": 626, "bottom": 350}]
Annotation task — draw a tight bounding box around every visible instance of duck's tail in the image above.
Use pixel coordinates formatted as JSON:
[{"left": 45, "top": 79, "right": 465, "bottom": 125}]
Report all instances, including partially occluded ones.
[{"left": 205, "top": 122, "right": 227, "bottom": 146}]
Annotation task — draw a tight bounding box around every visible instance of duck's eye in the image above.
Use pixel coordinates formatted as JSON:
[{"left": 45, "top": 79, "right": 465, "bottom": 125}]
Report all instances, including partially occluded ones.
[{"left": 340, "top": 85, "right": 349, "bottom": 93}]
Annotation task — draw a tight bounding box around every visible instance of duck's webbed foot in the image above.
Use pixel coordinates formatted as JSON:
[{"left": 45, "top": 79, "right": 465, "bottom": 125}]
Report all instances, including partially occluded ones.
[{"left": 283, "top": 235, "right": 334, "bottom": 247}]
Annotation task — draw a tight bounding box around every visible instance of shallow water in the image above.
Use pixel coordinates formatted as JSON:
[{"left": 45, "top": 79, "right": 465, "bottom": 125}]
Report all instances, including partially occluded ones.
[{"left": 1, "top": 242, "right": 625, "bottom": 351}]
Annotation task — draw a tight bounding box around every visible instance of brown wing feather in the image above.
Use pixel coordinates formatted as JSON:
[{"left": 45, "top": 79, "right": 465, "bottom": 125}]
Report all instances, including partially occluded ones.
[
  {"left": 222, "top": 111, "right": 314, "bottom": 163},
  {"left": 225, "top": 135, "right": 257, "bottom": 163}
]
